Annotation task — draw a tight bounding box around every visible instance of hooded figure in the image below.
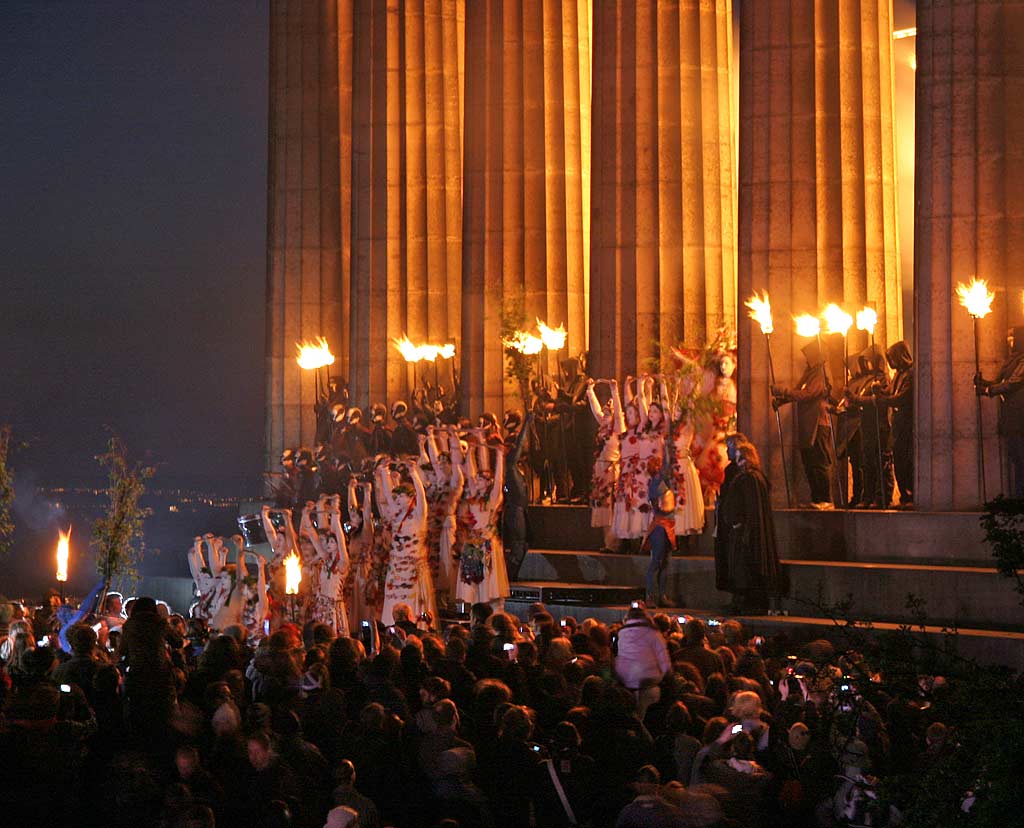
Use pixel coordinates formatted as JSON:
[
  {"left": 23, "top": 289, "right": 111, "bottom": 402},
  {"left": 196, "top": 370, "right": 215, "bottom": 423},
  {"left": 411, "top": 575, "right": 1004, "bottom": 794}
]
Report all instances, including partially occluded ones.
[
  {"left": 877, "top": 341, "right": 914, "bottom": 506},
  {"left": 976, "top": 326, "right": 1024, "bottom": 495},
  {"left": 390, "top": 400, "right": 420, "bottom": 456},
  {"left": 367, "top": 403, "right": 393, "bottom": 455},
  {"left": 772, "top": 340, "right": 834, "bottom": 507},
  {"left": 560, "top": 356, "right": 595, "bottom": 501},
  {"left": 847, "top": 347, "right": 895, "bottom": 507},
  {"left": 837, "top": 353, "right": 866, "bottom": 505}
]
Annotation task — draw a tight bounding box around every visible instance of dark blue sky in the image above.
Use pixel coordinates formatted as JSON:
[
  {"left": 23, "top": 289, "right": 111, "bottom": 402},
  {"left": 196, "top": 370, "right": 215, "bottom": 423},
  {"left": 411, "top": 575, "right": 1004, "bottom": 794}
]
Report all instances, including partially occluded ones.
[{"left": 0, "top": 1, "right": 269, "bottom": 492}]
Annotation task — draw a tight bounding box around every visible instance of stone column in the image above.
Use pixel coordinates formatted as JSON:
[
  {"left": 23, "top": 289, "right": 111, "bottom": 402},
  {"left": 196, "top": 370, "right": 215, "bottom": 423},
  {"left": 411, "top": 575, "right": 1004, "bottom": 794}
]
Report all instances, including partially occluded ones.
[
  {"left": 588, "top": 0, "right": 736, "bottom": 382},
  {"left": 737, "top": 0, "right": 902, "bottom": 504},
  {"left": 266, "top": 1, "right": 344, "bottom": 468},
  {"left": 915, "top": 0, "right": 1024, "bottom": 510},
  {"left": 460, "top": 0, "right": 592, "bottom": 416}
]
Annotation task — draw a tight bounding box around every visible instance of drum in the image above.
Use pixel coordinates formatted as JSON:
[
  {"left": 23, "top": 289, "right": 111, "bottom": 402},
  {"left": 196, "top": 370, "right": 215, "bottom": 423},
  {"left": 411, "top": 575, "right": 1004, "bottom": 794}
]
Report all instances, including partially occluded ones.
[{"left": 237, "top": 513, "right": 267, "bottom": 548}]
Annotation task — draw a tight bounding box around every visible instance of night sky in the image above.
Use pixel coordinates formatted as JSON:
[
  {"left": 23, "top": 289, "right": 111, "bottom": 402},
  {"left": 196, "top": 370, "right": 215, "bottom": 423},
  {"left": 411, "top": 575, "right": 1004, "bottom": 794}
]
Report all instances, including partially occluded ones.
[{"left": 0, "top": 1, "right": 269, "bottom": 493}]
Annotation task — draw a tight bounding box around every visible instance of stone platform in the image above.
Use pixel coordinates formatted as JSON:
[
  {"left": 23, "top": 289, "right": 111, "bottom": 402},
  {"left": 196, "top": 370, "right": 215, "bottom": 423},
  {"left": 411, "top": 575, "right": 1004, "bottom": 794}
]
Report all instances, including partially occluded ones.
[{"left": 515, "top": 505, "right": 1024, "bottom": 668}]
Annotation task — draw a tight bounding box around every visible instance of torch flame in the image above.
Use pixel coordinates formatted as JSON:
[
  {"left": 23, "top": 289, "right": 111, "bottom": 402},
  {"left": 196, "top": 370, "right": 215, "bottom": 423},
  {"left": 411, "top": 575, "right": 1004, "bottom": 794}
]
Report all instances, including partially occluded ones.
[
  {"left": 956, "top": 278, "right": 994, "bottom": 319},
  {"left": 793, "top": 314, "right": 821, "bottom": 338},
  {"left": 822, "top": 303, "right": 854, "bottom": 337},
  {"left": 295, "top": 337, "right": 336, "bottom": 370},
  {"left": 536, "top": 319, "right": 567, "bottom": 351},
  {"left": 283, "top": 552, "right": 302, "bottom": 595},
  {"left": 744, "top": 291, "right": 774, "bottom": 335},
  {"left": 502, "top": 330, "right": 544, "bottom": 355},
  {"left": 393, "top": 335, "right": 422, "bottom": 362},
  {"left": 855, "top": 307, "right": 878, "bottom": 335},
  {"left": 393, "top": 337, "right": 456, "bottom": 362},
  {"left": 55, "top": 527, "right": 71, "bottom": 583},
  {"left": 437, "top": 343, "right": 456, "bottom": 360}
]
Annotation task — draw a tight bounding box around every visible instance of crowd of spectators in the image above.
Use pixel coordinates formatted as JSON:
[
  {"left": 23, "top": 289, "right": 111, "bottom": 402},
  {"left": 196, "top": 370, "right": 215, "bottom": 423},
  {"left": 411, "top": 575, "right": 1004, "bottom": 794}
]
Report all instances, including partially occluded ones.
[{"left": 0, "top": 596, "right": 956, "bottom": 828}]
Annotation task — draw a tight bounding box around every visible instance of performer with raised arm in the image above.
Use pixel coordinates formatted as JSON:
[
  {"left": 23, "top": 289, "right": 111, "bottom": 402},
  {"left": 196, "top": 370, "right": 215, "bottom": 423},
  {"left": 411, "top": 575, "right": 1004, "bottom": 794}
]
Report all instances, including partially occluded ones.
[
  {"left": 501, "top": 411, "right": 533, "bottom": 580},
  {"left": 613, "top": 376, "right": 657, "bottom": 542},
  {"left": 587, "top": 378, "right": 624, "bottom": 552},
  {"left": 663, "top": 374, "right": 706, "bottom": 542},
  {"left": 377, "top": 459, "right": 437, "bottom": 626},
  {"left": 234, "top": 538, "right": 269, "bottom": 641},
  {"left": 455, "top": 435, "right": 509, "bottom": 611},
  {"left": 261, "top": 503, "right": 300, "bottom": 622},
  {"left": 427, "top": 425, "right": 464, "bottom": 605},
  {"left": 344, "top": 474, "right": 380, "bottom": 630},
  {"left": 301, "top": 496, "right": 350, "bottom": 635}
]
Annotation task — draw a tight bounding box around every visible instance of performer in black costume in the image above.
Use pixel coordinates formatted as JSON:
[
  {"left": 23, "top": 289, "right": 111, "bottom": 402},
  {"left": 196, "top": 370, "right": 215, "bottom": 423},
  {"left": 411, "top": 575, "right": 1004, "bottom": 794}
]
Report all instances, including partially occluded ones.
[
  {"left": 714, "top": 435, "right": 786, "bottom": 614},
  {"left": 501, "top": 411, "right": 534, "bottom": 580},
  {"left": 846, "top": 347, "right": 894, "bottom": 508},
  {"left": 836, "top": 354, "right": 865, "bottom": 507},
  {"left": 390, "top": 401, "right": 420, "bottom": 457},
  {"left": 976, "top": 326, "right": 1024, "bottom": 496},
  {"left": 771, "top": 340, "right": 834, "bottom": 508},
  {"left": 877, "top": 341, "right": 914, "bottom": 508}
]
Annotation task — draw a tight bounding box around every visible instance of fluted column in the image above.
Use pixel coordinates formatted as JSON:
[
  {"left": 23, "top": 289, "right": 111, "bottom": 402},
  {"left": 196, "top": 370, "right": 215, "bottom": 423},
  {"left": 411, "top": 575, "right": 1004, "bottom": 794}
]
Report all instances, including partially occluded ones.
[
  {"left": 460, "top": 0, "right": 592, "bottom": 416},
  {"left": 737, "top": 0, "right": 902, "bottom": 504},
  {"left": 915, "top": 0, "right": 1024, "bottom": 510},
  {"left": 347, "top": 0, "right": 465, "bottom": 407},
  {"left": 589, "top": 0, "right": 736, "bottom": 382},
  {"left": 266, "top": 1, "right": 344, "bottom": 468}
]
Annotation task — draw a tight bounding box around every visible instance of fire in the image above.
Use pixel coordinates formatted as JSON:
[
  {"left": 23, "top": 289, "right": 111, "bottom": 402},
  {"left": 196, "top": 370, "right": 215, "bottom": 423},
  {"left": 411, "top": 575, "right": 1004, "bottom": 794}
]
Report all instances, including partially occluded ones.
[
  {"left": 393, "top": 336, "right": 456, "bottom": 362},
  {"left": 793, "top": 314, "right": 821, "bottom": 338},
  {"left": 55, "top": 527, "right": 71, "bottom": 583},
  {"left": 283, "top": 552, "right": 302, "bottom": 595},
  {"left": 295, "top": 337, "right": 336, "bottom": 370},
  {"left": 855, "top": 307, "right": 878, "bottom": 335},
  {"left": 536, "top": 319, "right": 567, "bottom": 350},
  {"left": 821, "top": 303, "right": 853, "bottom": 337},
  {"left": 956, "top": 278, "right": 994, "bottom": 319},
  {"left": 744, "top": 291, "right": 774, "bottom": 335},
  {"left": 502, "top": 330, "right": 544, "bottom": 355}
]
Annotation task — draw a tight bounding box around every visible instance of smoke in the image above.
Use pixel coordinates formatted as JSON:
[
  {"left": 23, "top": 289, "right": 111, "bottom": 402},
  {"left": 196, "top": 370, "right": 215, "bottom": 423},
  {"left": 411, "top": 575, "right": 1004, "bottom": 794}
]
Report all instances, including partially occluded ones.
[{"left": 12, "top": 469, "right": 67, "bottom": 531}]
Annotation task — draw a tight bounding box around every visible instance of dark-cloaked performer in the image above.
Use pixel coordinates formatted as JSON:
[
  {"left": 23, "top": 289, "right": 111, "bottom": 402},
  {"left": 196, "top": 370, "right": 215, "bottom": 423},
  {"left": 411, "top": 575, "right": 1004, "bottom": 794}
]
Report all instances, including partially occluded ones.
[
  {"left": 976, "top": 326, "right": 1024, "bottom": 496},
  {"left": 877, "top": 341, "right": 914, "bottom": 508},
  {"left": 771, "top": 340, "right": 834, "bottom": 509},
  {"left": 714, "top": 436, "right": 785, "bottom": 615},
  {"left": 837, "top": 354, "right": 865, "bottom": 506},
  {"left": 846, "top": 347, "right": 894, "bottom": 508},
  {"left": 501, "top": 411, "right": 533, "bottom": 580},
  {"left": 390, "top": 401, "right": 420, "bottom": 457}
]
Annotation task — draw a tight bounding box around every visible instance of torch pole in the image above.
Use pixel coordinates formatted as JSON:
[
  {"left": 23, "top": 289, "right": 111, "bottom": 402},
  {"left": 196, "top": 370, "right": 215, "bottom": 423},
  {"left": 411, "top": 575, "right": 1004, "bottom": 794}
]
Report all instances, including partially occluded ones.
[
  {"left": 871, "top": 334, "right": 885, "bottom": 507},
  {"left": 974, "top": 316, "right": 987, "bottom": 505},
  {"left": 765, "top": 333, "right": 793, "bottom": 507},
  {"left": 819, "top": 334, "right": 845, "bottom": 508}
]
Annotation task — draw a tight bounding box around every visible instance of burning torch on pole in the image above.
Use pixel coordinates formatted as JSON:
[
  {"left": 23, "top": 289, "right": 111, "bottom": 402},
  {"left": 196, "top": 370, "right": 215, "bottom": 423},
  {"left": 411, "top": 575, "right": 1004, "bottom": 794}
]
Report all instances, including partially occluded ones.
[
  {"left": 296, "top": 337, "right": 336, "bottom": 438},
  {"left": 957, "top": 278, "right": 995, "bottom": 505},
  {"left": 283, "top": 551, "right": 302, "bottom": 623},
  {"left": 745, "top": 292, "right": 793, "bottom": 507},
  {"left": 55, "top": 527, "right": 71, "bottom": 605}
]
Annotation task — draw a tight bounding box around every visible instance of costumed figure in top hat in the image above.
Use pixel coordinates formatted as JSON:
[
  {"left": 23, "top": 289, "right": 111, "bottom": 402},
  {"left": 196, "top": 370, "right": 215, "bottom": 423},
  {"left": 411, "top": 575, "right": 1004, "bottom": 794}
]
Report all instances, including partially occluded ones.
[{"left": 975, "top": 326, "right": 1024, "bottom": 497}]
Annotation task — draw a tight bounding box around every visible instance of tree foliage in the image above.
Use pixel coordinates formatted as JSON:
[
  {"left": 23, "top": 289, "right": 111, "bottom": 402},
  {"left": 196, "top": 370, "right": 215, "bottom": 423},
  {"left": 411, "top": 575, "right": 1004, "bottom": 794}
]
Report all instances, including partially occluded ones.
[
  {"left": 91, "top": 435, "right": 154, "bottom": 592},
  {"left": 980, "top": 495, "right": 1024, "bottom": 605},
  {"left": 0, "top": 425, "right": 15, "bottom": 557}
]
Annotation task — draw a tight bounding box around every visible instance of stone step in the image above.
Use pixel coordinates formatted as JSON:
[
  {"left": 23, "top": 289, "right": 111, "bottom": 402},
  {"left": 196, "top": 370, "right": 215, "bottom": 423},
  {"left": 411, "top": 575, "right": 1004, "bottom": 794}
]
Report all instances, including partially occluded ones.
[
  {"left": 503, "top": 597, "right": 1024, "bottom": 670},
  {"left": 515, "top": 549, "right": 1022, "bottom": 632},
  {"left": 527, "top": 504, "right": 994, "bottom": 566}
]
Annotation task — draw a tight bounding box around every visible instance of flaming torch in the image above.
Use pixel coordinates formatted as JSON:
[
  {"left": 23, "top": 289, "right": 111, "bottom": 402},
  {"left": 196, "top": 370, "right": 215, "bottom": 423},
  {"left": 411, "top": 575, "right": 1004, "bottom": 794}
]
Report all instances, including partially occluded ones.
[
  {"left": 55, "top": 527, "right": 71, "bottom": 604},
  {"left": 283, "top": 551, "right": 302, "bottom": 622},
  {"left": 855, "top": 307, "right": 884, "bottom": 505},
  {"left": 957, "top": 277, "right": 995, "bottom": 504},
  {"left": 295, "top": 337, "right": 336, "bottom": 425},
  {"left": 745, "top": 292, "right": 792, "bottom": 506},
  {"left": 794, "top": 313, "right": 843, "bottom": 506},
  {"left": 822, "top": 303, "right": 854, "bottom": 383},
  {"left": 501, "top": 330, "right": 544, "bottom": 356}
]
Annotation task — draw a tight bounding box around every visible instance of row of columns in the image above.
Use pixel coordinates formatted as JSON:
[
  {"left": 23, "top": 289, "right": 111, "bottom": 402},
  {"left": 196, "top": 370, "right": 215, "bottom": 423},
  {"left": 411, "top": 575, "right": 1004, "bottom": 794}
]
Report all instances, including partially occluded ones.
[{"left": 267, "top": 0, "right": 1024, "bottom": 511}]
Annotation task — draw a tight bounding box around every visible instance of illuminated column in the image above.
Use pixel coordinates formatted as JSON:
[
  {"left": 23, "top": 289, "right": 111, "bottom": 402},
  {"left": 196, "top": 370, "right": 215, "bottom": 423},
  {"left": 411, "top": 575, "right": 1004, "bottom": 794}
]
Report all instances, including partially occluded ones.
[
  {"left": 589, "top": 0, "right": 736, "bottom": 381},
  {"left": 915, "top": 0, "right": 1024, "bottom": 510},
  {"left": 266, "top": 1, "right": 344, "bottom": 466},
  {"left": 461, "top": 0, "right": 592, "bottom": 416},
  {"left": 736, "top": 0, "right": 902, "bottom": 503}
]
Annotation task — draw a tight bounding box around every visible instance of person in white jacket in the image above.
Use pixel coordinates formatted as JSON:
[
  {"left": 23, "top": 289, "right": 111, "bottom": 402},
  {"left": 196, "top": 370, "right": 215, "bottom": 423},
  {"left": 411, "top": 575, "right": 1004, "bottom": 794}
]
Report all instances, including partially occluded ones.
[{"left": 613, "top": 603, "right": 672, "bottom": 717}]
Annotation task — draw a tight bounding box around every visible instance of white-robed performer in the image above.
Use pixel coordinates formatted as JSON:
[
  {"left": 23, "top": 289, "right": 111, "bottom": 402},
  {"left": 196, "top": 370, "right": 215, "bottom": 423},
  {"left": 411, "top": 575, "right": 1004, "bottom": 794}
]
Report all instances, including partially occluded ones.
[
  {"left": 587, "top": 377, "right": 624, "bottom": 551},
  {"left": 613, "top": 376, "right": 664, "bottom": 540},
  {"left": 377, "top": 459, "right": 437, "bottom": 626},
  {"left": 661, "top": 376, "right": 706, "bottom": 537},
  {"left": 301, "top": 495, "right": 350, "bottom": 635},
  {"left": 188, "top": 534, "right": 267, "bottom": 633},
  {"left": 454, "top": 434, "right": 510, "bottom": 611},
  {"left": 426, "top": 425, "right": 465, "bottom": 607},
  {"left": 344, "top": 476, "right": 379, "bottom": 631}
]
